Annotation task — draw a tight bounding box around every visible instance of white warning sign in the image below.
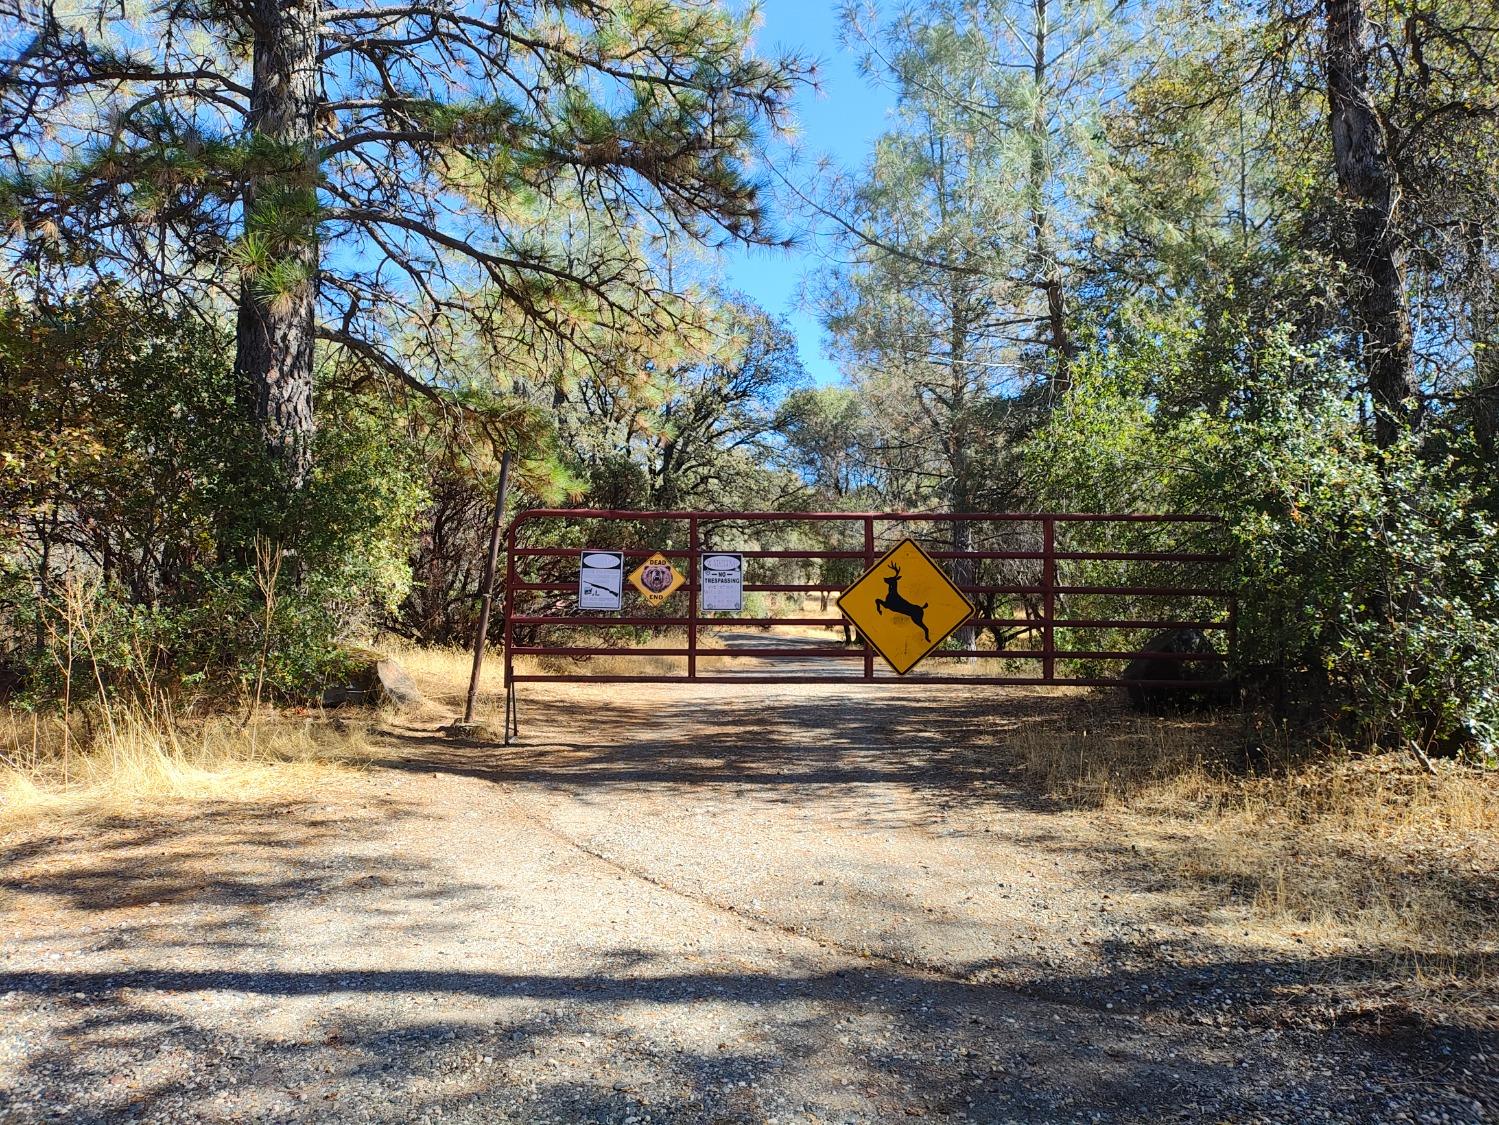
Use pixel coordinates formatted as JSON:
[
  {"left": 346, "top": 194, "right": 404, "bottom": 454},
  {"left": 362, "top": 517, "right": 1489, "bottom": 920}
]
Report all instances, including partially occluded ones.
[
  {"left": 700, "top": 552, "right": 744, "bottom": 612},
  {"left": 578, "top": 550, "right": 624, "bottom": 610}
]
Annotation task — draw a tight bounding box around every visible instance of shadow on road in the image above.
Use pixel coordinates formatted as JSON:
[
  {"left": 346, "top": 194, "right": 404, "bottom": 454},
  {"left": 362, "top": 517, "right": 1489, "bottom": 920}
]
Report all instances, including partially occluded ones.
[
  {"left": 2, "top": 682, "right": 1493, "bottom": 1123},
  {"left": 3, "top": 959, "right": 1474, "bottom": 1123}
]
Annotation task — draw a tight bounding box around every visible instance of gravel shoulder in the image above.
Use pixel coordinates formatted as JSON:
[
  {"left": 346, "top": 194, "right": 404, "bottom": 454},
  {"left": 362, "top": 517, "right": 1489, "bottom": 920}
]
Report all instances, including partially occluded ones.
[{"left": 1, "top": 679, "right": 1493, "bottom": 1123}]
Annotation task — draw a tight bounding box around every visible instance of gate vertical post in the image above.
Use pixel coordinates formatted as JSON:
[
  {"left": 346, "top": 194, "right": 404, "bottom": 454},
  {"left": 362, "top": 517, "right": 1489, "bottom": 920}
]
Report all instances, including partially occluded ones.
[
  {"left": 688, "top": 515, "right": 699, "bottom": 680},
  {"left": 1042, "top": 516, "right": 1056, "bottom": 683},
  {"left": 863, "top": 516, "right": 875, "bottom": 680},
  {"left": 502, "top": 515, "right": 519, "bottom": 744}
]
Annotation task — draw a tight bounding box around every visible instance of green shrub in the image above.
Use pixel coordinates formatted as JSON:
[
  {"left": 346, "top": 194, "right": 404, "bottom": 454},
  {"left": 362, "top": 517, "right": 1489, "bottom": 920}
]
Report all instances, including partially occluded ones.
[
  {"left": 0, "top": 287, "right": 425, "bottom": 704},
  {"left": 1028, "top": 324, "right": 1499, "bottom": 760},
  {"left": 1205, "top": 352, "right": 1498, "bottom": 758}
]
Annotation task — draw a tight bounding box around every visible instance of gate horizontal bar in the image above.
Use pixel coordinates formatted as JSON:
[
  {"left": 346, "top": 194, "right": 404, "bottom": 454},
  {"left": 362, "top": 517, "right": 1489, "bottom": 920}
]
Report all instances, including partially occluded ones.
[
  {"left": 515, "top": 580, "right": 1191, "bottom": 596},
  {"left": 1054, "top": 585, "right": 1228, "bottom": 596},
  {"left": 513, "top": 546, "right": 1228, "bottom": 563},
  {"left": 506, "top": 620, "right": 1055, "bottom": 629},
  {"left": 1053, "top": 650, "right": 1228, "bottom": 662},
  {"left": 512, "top": 508, "right": 1224, "bottom": 524},
  {"left": 513, "top": 580, "right": 855, "bottom": 594},
  {"left": 1054, "top": 619, "right": 1230, "bottom": 630},
  {"left": 509, "top": 674, "right": 1227, "bottom": 687},
  {"left": 512, "top": 645, "right": 866, "bottom": 659},
  {"left": 510, "top": 615, "right": 1226, "bottom": 631},
  {"left": 511, "top": 647, "right": 1226, "bottom": 662},
  {"left": 511, "top": 615, "right": 695, "bottom": 627},
  {"left": 1054, "top": 551, "right": 1230, "bottom": 563},
  {"left": 514, "top": 547, "right": 691, "bottom": 558}
]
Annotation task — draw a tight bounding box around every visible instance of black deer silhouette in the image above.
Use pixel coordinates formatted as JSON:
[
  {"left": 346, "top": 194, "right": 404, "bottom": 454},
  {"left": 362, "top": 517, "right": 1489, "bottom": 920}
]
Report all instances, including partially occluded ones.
[{"left": 875, "top": 562, "right": 930, "bottom": 641}]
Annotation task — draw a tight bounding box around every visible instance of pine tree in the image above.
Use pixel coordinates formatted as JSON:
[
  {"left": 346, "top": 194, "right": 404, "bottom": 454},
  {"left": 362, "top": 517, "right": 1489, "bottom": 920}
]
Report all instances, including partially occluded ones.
[{"left": 2, "top": 0, "right": 806, "bottom": 487}]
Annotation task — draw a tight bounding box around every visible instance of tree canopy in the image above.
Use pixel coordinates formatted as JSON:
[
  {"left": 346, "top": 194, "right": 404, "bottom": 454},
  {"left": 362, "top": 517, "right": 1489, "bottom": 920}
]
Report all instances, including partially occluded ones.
[{"left": 2, "top": 0, "right": 808, "bottom": 481}]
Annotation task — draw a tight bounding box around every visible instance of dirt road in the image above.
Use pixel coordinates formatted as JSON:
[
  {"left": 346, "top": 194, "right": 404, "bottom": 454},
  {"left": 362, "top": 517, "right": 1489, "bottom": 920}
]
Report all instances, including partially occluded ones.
[{"left": 1, "top": 677, "right": 1492, "bottom": 1123}]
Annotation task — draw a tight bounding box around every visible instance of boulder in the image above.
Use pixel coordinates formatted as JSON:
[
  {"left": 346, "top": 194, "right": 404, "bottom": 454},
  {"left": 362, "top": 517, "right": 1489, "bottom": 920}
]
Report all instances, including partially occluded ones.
[
  {"left": 1122, "top": 627, "right": 1229, "bottom": 714},
  {"left": 322, "top": 653, "right": 424, "bottom": 710},
  {"left": 0, "top": 658, "right": 23, "bottom": 702},
  {"left": 372, "top": 658, "right": 423, "bottom": 707}
]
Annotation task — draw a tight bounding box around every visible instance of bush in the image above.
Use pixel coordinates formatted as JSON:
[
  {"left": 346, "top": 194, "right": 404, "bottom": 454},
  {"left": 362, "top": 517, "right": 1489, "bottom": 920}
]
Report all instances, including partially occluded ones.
[
  {"left": 0, "top": 287, "right": 425, "bottom": 704},
  {"left": 1205, "top": 350, "right": 1499, "bottom": 759},
  {"left": 1028, "top": 323, "right": 1499, "bottom": 761}
]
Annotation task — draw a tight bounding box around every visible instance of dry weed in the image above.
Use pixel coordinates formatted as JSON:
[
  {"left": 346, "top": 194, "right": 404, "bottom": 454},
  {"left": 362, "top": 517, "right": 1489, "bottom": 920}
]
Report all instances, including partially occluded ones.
[
  {"left": 1013, "top": 712, "right": 1498, "bottom": 980},
  {"left": 0, "top": 705, "right": 372, "bottom": 827},
  {"left": 1011, "top": 713, "right": 1226, "bottom": 806},
  {"left": 378, "top": 639, "right": 504, "bottom": 700}
]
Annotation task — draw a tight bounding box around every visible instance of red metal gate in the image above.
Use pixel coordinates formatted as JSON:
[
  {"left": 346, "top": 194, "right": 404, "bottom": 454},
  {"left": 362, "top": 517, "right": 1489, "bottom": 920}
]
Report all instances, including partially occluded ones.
[{"left": 498, "top": 510, "right": 1234, "bottom": 736}]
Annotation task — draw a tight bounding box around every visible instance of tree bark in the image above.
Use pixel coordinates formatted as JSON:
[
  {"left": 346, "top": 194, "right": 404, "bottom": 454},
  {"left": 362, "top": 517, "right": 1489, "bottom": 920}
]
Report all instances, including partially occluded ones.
[
  {"left": 1325, "top": 0, "right": 1417, "bottom": 448},
  {"left": 946, "top": 298, "right": 977, "bottom": 655},
  {"left": 1030, "top": 0, "right": 1075, "bottom": 395},
  {"left": 1464, "top": 224, "right": 1498, "bottom": 463},
  {"left": 234, "top": 0, "right": 321, "bottom": 487}
]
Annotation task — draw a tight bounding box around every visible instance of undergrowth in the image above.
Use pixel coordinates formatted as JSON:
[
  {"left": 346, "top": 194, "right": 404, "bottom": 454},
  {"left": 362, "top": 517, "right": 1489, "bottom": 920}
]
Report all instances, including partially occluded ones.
[
  {"left": 1014, "top": 713, "right": 1498, "bottom": 989},
  {"left": 0, "top": 703, "right": 372, "bottom": 827}
]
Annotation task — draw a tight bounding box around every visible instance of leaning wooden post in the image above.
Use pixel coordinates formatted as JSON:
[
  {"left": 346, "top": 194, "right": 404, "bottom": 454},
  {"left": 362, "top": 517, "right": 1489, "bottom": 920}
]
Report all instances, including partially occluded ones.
[
  {"left": 687, "top": 515, "right": 699, "bottom": 681},
  {"left": 462, "top": 449, "right": 513, "bottom": 726}
]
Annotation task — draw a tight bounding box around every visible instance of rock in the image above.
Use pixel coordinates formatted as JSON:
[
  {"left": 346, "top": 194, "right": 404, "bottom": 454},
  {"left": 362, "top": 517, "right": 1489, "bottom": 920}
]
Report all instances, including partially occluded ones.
[
  {"left": 0, "top": 658, "right": 24, "bottom": 702},
  {"left": 441, "top": 720, "right": 500, "bottom": 742},
  {"left": 1122, "top": 628, "right": 1230, "bottom": 714},
  {"left": 322, "top": 653, "right": 424, "bottom": 710},
  {"left": 372, "top": 659, "right": 422, "bottom": 707}
]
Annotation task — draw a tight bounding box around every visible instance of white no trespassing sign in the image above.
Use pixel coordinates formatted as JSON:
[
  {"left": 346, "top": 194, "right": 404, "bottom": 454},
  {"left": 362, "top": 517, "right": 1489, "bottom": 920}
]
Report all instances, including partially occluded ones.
[
  {"left": 578, "top": 550, "right": 624, "bottom": 610},
  {"left": 700, "top": 552, "right": 744, "bottom": 612}
]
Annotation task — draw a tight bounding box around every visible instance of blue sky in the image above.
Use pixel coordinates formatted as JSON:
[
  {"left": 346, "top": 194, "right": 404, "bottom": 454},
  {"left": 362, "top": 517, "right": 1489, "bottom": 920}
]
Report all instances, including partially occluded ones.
[{"left": 717, "top": 0, "right": 894, "bottom": 386}]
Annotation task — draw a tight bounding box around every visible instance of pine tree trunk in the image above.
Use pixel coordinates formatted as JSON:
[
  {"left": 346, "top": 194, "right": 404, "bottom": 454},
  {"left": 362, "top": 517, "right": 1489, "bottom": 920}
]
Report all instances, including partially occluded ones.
[
  {"left": 1325, "top": 0, "right": 1417, "bottom": 448},
  {"left": 235, "top": 0, "right": 321, "bottom": 488},
  {"left": 1464, "top": 224, "right": 1498, "bottom": 462},
  {"left": 946, "top": 306, "right": 977, "bottom": 656},
  {"left": 951, "top": 515, "right": 976, "bottom": 657},
  {"left": 1030, "top": 0, "right": 1075, "bottom": 395}
]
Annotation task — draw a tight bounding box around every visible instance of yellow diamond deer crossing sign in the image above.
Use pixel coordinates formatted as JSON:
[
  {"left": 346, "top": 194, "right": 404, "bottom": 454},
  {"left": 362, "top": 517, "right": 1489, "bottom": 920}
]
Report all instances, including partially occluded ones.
[{"left": 837, "top": 539, "right": 975, "bottom": 675}]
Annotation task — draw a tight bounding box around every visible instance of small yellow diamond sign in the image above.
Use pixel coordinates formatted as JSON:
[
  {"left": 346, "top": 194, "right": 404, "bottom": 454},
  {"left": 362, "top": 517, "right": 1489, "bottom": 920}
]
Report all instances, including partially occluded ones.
[
  {"left": 837, "top": 539, "right": 975, "bottom": 675},
  {"left": 627, "top": 551, "right": 685, "bottom": 606}
]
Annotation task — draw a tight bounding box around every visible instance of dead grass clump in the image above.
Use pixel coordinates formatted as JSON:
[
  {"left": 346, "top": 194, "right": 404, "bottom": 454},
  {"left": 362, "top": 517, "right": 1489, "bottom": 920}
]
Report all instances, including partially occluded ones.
[
  {"left": 1178, "top": 759, "right": 1498, "bottom": 970},
  {"left": 1013, "top": 711, "right": 1498, "bottom": 981},
  {"left": 378, "top": 638, "right": 503, "bottom": 701},
  {"left": 1012, "top": 712, "right": 1230, "bottom": 807},
  {"left": 0, "top": 704, "right": 372, "bottom": 827}
]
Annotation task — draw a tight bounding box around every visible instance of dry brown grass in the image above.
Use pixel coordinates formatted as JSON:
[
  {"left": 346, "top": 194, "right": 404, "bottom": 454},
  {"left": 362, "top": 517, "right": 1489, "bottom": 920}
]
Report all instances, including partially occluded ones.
[
  {"left": 1013, "top": 712, "right": 1235, "bottom": 806},
  {"left": 0, "top": 570, "right": 378, "bottom": 828},
  {"left": 1012, "top": 713, "right": 1499, "bottom": 982},
  {"left": 383, "top": 633, "right": 753, "bottom": 693},
  {"left": 379, "top": 638, "right": 504, "bottom": 703},
  {"left": 0, "top": 704, "right": 373, "bottom": 828}
]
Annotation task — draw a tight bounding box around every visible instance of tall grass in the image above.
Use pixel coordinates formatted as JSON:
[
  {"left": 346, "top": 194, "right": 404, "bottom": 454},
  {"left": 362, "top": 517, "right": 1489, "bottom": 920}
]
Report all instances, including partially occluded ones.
[
  {"left": 0, "top": 705, "right": 370, "bottom": 826},
  {"left": 1, "top": 571, "right": 368, "bottom": 827},
  {"left": 1012, "top": 714, "right": 1498, "bottom": 980}
]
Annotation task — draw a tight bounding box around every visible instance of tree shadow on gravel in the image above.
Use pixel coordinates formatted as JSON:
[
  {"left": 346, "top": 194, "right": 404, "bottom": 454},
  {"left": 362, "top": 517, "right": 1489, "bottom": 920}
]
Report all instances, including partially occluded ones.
[
  {"left": 378, "top": 685, "right": 1120, "bottom": 809},
  {"left": 0, "top": 796, "right": 465, "bottom": 958},
  {"left": 4, "top": 961, "right": 1480, "bottom": 1124},
  {"left": 374, "top": 685, "right": 1498, "bottom": 1048}
]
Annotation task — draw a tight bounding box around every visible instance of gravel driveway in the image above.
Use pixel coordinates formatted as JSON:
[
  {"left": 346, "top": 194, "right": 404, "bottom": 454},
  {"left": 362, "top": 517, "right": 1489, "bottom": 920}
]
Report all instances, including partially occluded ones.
[{"left": 1, "top": 678, "right": 1492, "bottom": 1123}]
